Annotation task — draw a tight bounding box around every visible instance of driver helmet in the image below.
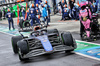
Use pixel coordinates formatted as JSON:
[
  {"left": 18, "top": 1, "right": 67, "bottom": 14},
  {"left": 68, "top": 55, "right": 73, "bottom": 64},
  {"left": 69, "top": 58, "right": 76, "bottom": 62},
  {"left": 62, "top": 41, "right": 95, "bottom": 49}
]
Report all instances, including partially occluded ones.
[
  {"left": 34, "top": 26, "right": 40, "bottom": 31},
  {"left": 80, "top": 1, "right": 86, "bottom": 8}
]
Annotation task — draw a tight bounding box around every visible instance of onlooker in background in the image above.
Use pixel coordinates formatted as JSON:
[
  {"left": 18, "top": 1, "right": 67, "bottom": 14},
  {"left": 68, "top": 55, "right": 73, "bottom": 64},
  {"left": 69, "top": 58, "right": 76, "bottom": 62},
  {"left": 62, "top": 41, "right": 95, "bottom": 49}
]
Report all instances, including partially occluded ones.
[
  {"left": 44, "top": 0, "right": 51, "bottom": 24},
  {"left": 25, "top": 9, "right": 29, "bottom": 20},
  {"left": 34, "top": 0, "right": 42, "bottom": 5},
  {"left": 58, "top": 3, "right": 62, "bottom": 15},
  {"left": 35, "top": 4, "right": 41, "bottom": 15},
  {"left": 42, "top": 4, "right": 49, "bottom": 26},
  {"left": 19, "top": 7, "right": 22, "bottom": 20},
  {"left": 86, "top": 1, "right": 92, "bottom": 13},
  {"left": 6, "top": 9, "right": 15, "bottom": 30},
  {"left": 52, "top": 0, "right": 57, "bottom": 14},
  {"left": 72, "top": 2, "right": 80, "bottom": 20},
  {"left": 62, "top": 4, "right": 70, "bottom": 20},
  {"left": 92, "top": 0, "right": 97, "bottom": 13},
  {"left": 29, "top": 4, "right": 40, "bottom": 26},
  {"left": 21, "top": 7, "right": 26, "bottom": 20},
  {"left": 35, "top": 4, "right": 41, "bottom": 22},
  {"left": 0, "top": 9, "right": 2, "bottom": 20},
  {"left": 59, "top": 0, "right": 67, "bottom": 20},
  {"left": 38, "top": 0, "right": 42, "bottom": 5},
  {"left": 69, "top": 0, "right": 75, "bottom": 19},
  {"left": 3, "top": 8, "right": 6, "bottom": 19}
]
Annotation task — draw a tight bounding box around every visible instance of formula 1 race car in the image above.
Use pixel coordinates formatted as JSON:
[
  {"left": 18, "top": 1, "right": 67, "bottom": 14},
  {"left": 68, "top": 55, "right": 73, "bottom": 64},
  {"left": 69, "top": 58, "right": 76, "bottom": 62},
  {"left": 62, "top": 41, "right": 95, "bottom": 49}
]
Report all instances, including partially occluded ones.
[
  {"left": 11, "top": 25, "right": 77, "bottom": 61},
  {"left": 80, "top": 13, "right": 100, "bottom": 41}
]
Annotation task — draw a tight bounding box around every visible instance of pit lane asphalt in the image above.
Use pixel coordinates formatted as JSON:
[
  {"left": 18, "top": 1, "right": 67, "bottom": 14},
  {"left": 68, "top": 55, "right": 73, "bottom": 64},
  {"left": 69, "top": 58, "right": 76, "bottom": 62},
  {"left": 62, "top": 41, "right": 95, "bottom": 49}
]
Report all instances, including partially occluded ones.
[{"left": 0, "top": 23, "right": 100, "bottom": 66}]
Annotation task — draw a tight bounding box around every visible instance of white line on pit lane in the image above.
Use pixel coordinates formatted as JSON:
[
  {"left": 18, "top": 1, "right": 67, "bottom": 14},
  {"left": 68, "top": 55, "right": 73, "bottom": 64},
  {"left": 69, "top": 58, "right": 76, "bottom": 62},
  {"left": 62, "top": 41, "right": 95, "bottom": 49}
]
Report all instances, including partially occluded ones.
[
  {"left": 49, "top": 23, "right": 68, "bottom": 24},
  {"left": 76, "top": 40, "right": 100, "bottom": 46},
  {"left": 0, "top": 29, "right": 100, "bottom": 61},
  {"left": 75, "top": 52, "right": 100, "bottom": 61}
]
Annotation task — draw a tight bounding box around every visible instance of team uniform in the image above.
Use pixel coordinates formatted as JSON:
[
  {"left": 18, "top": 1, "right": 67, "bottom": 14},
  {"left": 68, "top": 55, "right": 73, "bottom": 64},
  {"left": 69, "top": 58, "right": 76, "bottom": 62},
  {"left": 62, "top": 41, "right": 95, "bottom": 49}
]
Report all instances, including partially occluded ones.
[{"left": 6, "top": 10, "right": 15, "bottom": 30}]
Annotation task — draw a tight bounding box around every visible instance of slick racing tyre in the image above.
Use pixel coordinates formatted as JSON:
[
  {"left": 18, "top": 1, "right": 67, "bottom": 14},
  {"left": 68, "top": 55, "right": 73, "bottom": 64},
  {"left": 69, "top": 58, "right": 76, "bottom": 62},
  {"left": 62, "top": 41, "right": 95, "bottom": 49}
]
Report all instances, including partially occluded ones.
[
  {"left": 18, "top": 48, "right": 29, "bottom": 61},
  {"left": 17, "top": 40, "right": 29, "bottom": 61},
  {"left": 19, "top": 19, "right": 30, "bottom": 28},
  {"left": 17, "top": 40, "right": 29, "bottom": 54},
  {"left": 61, "top": 32, "right": 74, "bottom": 53},
  {"left": 11, "top": 36, "right": 22, "bottom": 54}
]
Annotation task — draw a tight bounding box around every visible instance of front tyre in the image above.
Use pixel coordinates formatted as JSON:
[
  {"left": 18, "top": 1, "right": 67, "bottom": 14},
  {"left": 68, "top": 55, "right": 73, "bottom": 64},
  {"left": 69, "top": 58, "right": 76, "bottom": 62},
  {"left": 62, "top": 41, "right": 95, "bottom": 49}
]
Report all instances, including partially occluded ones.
[
  {"left": 18, "top": 48, "right": 29, "bottom": 61},
  {"left": 61, "top": 32, "right": 74, "bottom": 53},
  {"left": 17, "top": 40, "right": 29, "bottom": 61},
  {"left": 11, "top": 36, "right": 22, "bottom": 54}
]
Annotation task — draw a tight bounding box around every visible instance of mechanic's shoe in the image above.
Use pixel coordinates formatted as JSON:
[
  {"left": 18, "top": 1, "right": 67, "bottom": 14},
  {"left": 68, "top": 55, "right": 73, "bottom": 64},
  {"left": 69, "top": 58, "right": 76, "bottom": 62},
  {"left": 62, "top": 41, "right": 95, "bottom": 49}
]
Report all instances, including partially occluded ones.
[
  {"left": 63, "top": 19, "right": 66, "bottom": 21},
  {"left": 9, "top": 29, "right": 11, "bottom": 31},
  {"left": 86, "top": 37, "right": 93, "bottom": 42},
  {"left": 86, "top": 37, "right": 90, "bottom": 41},
  {"left": 13, "top": 28, "right": 15, "bottom": 30},
  {"left": 47, "top": 25, "right": 50, "bottom": 26},
  {"left": 60, "top": 19, "right": 63, "bottom": 21}
]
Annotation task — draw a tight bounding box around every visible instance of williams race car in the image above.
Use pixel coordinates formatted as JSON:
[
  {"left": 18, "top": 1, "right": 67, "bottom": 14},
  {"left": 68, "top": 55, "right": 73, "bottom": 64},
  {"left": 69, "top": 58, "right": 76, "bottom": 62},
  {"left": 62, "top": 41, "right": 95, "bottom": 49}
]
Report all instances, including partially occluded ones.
[{"left": 11, "top": 25, "right": 77, "bottom": 61}]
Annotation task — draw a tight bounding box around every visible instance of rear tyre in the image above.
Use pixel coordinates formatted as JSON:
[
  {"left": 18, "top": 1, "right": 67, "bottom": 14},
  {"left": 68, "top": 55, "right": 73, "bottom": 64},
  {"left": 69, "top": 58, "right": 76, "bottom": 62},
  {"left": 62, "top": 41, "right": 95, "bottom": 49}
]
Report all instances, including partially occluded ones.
[
  {"left": 61, "top": 32, "right": 74, "bottom": 53},
  {"left": 11, "top": 36, "right": 22, "bottom": 54},
  {"left": 17, "top": 40, "right": 29, "bottom": 61}
]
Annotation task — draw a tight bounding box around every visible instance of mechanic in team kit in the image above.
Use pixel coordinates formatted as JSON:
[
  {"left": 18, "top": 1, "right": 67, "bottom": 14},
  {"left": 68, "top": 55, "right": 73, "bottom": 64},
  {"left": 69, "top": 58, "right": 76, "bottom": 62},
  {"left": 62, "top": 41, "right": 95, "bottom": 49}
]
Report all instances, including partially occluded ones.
[
  {"left": 60, "top": 0, "right": 67, "bottom": 20},
  {"left": 69, "top": 0, "right": 75, "bottom": 19},
  {"left": 25, "top": 9, "right": 30, "bottom": 20},
  {"left": 29, "top": 4, "right": 41, "bottom": 26},
  {"left": 0, "top": 9, "right": 2, "bottom": 20},
  {"left": 6, "top": 9, "right": 15, "bottom": 30},
  {"left": 35, "top": 4, "right": 41, "bottom": 22},
  {"left": 62, "top": 4, "right": 69, "bottom": 21},
  {"left": 92, "top": 0, "right": 98, "bottom": 13},
  {"left": 42, "top": 4, "right": 49, "bottom": 26},
  {"left": 22, "top": 7, "right": 26, "bottom": 20},
  {"left": 44, "top": 0, "right": 51, "bottom": 24}
]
